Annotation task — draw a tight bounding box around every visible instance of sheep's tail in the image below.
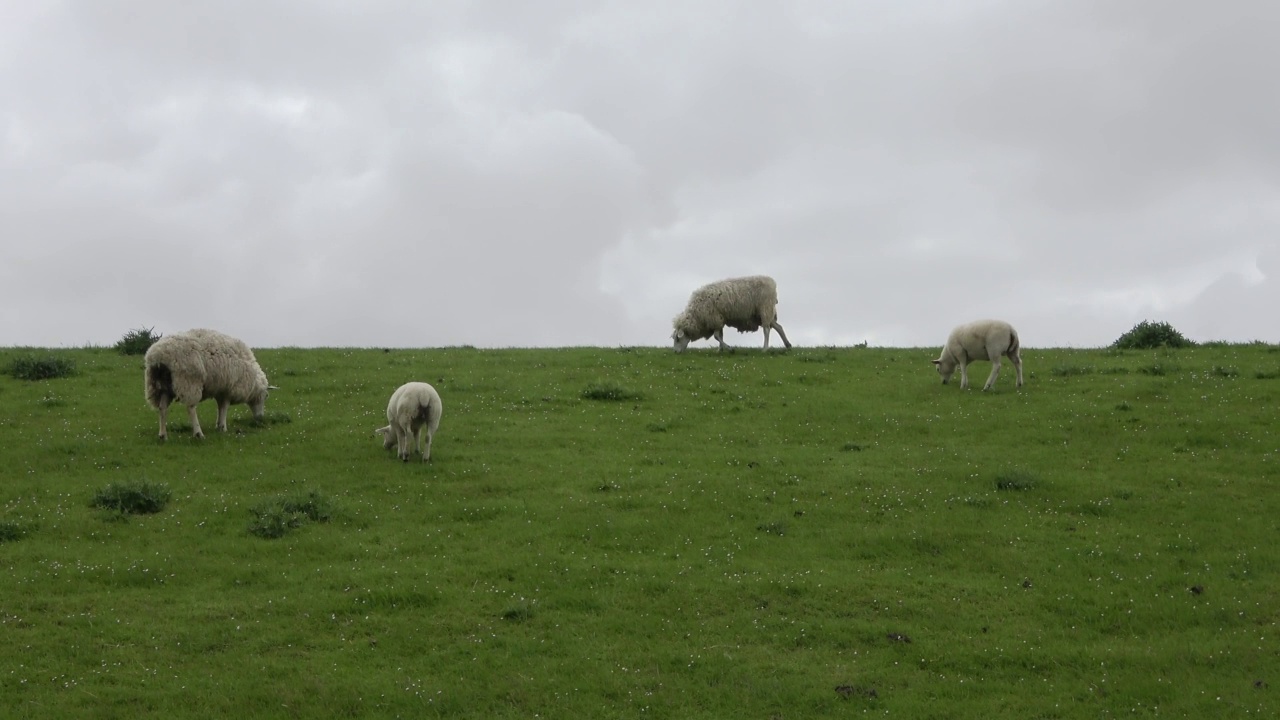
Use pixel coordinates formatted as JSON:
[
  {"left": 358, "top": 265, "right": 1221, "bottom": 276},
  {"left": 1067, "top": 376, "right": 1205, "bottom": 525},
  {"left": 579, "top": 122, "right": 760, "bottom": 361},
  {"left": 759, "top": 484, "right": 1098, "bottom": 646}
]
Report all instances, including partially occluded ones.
[
  {"left": 415, "top": 395, "right": 439, "bottom": 424},
  {"left": 1007, "top": 328, "right": 1021, "bottom": 357},
  {"left": 145, "top": 362, "right": 175, "bottom": 410}
]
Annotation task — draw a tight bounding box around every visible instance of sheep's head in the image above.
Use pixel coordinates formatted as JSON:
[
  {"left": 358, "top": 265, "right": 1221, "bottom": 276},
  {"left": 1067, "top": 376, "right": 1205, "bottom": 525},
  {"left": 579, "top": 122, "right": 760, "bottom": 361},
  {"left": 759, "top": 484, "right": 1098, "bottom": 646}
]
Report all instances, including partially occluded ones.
[
  {"left": 374, "top": 426, "right": 396, "bottom": 449},
  {"left": 671, "top": 313, "right": 695, "bottom": 353},
  {"left": 247, "top": 370, "right": 273, "bottom": 419},
  {"left": 671, "top": 329, "right": 691, "bottom": 353},
  {"left": 931, "top": 358, "right": 956, "bottom": 384},
  {"left": 248, "top": 385, "right": 272, "bottom": 420}
]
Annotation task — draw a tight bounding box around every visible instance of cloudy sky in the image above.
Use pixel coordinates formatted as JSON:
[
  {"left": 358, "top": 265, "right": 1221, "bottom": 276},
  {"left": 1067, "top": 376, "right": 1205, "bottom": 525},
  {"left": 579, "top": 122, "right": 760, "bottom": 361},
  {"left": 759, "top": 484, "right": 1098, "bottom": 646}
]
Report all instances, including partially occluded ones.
[{"left": 2, "top": 0, "right": 1276, "bottom": 349}]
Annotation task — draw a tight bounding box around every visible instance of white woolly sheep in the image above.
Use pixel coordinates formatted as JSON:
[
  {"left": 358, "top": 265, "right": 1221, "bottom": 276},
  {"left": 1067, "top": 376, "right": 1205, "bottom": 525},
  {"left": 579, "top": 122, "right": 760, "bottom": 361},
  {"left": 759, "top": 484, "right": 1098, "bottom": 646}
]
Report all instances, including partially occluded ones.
[
  {"left": 932, "top": 319, "right": 1024, "bottom": 390},
  {"left": 144, "top": 328, "right": 274, "bottom": 440},
  {"left": 671, "top": 275, "right": 792, "bottom": 353},
  {"left": 375, "top": 382, "right": 443, "bottom": 462}
]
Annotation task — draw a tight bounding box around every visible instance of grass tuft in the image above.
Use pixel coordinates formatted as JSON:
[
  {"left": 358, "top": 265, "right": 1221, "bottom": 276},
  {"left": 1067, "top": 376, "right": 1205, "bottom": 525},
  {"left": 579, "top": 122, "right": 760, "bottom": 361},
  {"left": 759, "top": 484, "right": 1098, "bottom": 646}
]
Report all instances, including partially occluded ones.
[
  {"left": 581, "top": 381, "right": 643, "bottom": 401},
  {"left": 757, "top": 520, "right": 788, "bottom": 536},
  {"left": 247, "top": 490, "right": 333, "bottom": 539},
  {"left": 90, "top": 480, "right": 172, "bottom": 515},
  {"left": 501, "top": 600, "right": 537, "bottom": 622},
  {"left": 0, "top": 521, "right": 29, "bottom": 543},
  {"left": 250, "top": 411, "right": 293, "bottom": 428},
  {"left": 994, "top": 470, "right": 1037, "bottom": 492},
  {"left": 1051, "top": 365, "right": 1095, "bottom": 377}
]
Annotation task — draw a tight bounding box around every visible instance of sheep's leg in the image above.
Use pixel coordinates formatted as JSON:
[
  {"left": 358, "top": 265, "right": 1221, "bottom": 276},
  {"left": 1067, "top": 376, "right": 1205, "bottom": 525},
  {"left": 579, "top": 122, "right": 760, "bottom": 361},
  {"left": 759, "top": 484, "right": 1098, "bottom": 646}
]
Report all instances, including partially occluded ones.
[
  {"left": 187, "top": 404, "right": 205, "bottom": 439},
  {"left": 958, "top": 362, "right": 970, "bottom": 390},
  {"left": 1012, "top": 352, "right": 1024, "bottom": 387},
  {"left": 157, "top": 398, "right": 170, "bottom": 440},
  {"left": 421, "top": 427, "right": 432, "bottom": 462},
  {"left": 399, "top": 423, "right": 413, "bottom": 462},
  {"left": 215, "top": 398, "right": 230, "bottom": 432},
  {"left": 772, "top": 321, "right": 792, "bottom": 349},
  {"left": 714, "top": 328, "right": 730, "bottom": 352},
  {"left": 762, "top": 325, "right": 771, "bottom": 350},
  {"left": 983, "top": 356, "right": 1002, "bottom": 391}
]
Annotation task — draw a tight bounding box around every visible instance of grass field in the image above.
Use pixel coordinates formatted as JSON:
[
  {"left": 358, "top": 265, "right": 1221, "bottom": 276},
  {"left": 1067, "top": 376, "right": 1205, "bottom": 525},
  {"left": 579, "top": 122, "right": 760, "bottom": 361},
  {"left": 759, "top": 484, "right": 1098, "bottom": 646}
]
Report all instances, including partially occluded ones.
[{"left": 1, "top": 341, "right": 1277, "bottom": 718}]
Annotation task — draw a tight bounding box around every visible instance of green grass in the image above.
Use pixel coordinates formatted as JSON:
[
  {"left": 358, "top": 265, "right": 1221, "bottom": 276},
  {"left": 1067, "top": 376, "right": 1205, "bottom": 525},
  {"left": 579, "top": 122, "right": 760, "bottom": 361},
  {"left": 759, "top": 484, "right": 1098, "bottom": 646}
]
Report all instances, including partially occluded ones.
[{"left": 1, "top": 343, "right": 1278, "bottom": 718}]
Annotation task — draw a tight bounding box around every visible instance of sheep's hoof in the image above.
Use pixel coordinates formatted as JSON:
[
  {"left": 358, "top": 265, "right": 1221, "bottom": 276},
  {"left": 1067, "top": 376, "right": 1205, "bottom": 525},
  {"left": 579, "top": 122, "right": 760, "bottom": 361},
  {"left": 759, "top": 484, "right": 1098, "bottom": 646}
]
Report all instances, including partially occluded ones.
[{"left": 193, "top": 432, "right": 205, "bottom": 440}]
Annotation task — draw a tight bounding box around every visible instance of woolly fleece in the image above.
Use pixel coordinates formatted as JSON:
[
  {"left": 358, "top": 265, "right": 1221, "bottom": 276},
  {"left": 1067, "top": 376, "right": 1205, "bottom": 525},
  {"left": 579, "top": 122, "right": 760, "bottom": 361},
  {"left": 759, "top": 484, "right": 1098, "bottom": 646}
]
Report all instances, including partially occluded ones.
[
  {"left": 144, "top": 328, "right": 270, "bottom": 439},
  {"left": 671, "top": 275, "right": 792, "bottom": 352}
]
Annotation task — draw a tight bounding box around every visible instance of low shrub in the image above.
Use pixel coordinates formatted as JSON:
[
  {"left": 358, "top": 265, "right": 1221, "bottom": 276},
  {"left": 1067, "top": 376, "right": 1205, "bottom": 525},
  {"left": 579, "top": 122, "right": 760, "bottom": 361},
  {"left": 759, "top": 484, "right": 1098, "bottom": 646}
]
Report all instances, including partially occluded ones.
[
  {"left": 8, "top": 355, "right": 76, "bottom": 381},
  {"left": 1112, "top": 321, "right": 1195, "bottom": 350},
  {"left": 115, "top": 326, "right": 163, "bottom": 356}
]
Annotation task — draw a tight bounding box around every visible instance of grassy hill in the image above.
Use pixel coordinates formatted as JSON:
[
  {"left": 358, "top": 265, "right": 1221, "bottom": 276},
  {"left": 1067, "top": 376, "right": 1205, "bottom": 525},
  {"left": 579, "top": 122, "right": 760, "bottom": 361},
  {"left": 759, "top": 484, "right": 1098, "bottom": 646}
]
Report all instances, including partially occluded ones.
[{"left": 1, "top": 342, "right": 1277, "bottom": 718}]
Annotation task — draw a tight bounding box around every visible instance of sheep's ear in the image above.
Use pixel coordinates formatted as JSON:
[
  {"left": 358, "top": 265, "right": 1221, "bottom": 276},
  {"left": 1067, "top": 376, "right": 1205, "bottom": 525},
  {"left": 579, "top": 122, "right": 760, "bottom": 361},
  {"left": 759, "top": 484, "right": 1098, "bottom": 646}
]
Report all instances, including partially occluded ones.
[
  {"left": 267, "top": 385, "right": 280, "bottom": 390},
  {"left": 930, "top": 359, "right": 941, "bottom": 366}
]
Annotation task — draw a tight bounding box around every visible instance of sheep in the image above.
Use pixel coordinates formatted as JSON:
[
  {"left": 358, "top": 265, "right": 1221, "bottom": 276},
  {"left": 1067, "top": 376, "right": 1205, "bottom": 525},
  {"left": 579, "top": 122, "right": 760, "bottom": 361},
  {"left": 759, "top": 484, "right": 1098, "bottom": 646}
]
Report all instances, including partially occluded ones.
[
  {"left": 931, "top": 319, "right": 1024, "bottom": 391},
  {"left": 375, "top": 382, "right": 443, "bottom": 462},
  {"left": 144, "top": 328, "right": 274, "bottom": 440},
  {"left": 671, "top": 275, "right": 792, "bottom": 353}
]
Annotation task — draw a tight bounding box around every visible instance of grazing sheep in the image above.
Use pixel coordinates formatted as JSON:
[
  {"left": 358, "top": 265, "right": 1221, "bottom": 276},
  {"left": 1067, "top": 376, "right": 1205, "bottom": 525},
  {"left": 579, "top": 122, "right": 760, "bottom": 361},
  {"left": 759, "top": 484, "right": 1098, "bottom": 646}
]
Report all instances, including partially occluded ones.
[
  {"left": 375, "top": 382, "right": 443, "bottom": 462},
  {"left": 932, "top": 319, "right": 1024, "bottom": 390},
  {"left": 671, "top": 275, "right": 792, "bottom": 353},
  {"left": 144, "top": 328, "right": 273, "bottom": 440}
]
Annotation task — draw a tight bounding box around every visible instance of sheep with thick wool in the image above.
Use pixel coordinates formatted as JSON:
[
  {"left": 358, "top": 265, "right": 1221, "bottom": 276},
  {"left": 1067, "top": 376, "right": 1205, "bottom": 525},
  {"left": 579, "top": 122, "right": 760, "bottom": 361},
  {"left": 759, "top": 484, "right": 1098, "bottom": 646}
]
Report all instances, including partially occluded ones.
[
  {"left": 932, "top": 319, "right": 1024, "bottom": 390},
  {"left": 671, "top": 275, "right": 792, "bottom": 353},
  {"left": 375, "top": 382, "right": 443, "bottom": 462},
  {"left": 144, "top": 328, "right": 273, "bottom": 440}
]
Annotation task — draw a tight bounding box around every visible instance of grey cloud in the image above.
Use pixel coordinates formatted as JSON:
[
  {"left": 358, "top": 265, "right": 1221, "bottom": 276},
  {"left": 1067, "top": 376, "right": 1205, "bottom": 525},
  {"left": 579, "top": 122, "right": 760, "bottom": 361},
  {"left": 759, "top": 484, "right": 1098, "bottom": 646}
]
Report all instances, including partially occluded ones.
[{"left": 1, "top": 1, "right": 1276, "bottom": 348}]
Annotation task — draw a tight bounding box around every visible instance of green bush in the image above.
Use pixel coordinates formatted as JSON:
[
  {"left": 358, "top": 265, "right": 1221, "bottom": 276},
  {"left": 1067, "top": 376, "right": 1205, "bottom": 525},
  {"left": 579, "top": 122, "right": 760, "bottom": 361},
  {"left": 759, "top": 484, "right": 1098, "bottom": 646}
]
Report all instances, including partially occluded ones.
[
  {"left": 115, "top": 327, "right": 162, "bottom": 356},
  {"left": 91, "top": 481, "right": 172, "bottom": 515},
  {"left": 8, "top": 355, "right": 76, "bottom": 381},
  {"left": 1112, "top": 320, "right": 1195, "bottom": 350}
]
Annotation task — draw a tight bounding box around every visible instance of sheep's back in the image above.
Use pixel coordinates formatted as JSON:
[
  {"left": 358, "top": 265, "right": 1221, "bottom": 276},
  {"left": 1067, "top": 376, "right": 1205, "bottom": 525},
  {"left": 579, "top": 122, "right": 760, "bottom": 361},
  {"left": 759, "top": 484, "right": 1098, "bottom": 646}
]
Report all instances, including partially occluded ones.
[{"left": 149, "top": 330, "right": 266, "bottom": 403}]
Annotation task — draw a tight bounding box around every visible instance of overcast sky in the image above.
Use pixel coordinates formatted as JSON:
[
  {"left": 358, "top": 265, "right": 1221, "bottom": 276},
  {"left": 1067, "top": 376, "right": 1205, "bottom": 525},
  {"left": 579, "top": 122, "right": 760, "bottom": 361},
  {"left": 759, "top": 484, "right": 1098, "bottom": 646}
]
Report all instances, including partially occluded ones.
[{"left": 2, "top": 1, "right": 1276, "bottom": 349}]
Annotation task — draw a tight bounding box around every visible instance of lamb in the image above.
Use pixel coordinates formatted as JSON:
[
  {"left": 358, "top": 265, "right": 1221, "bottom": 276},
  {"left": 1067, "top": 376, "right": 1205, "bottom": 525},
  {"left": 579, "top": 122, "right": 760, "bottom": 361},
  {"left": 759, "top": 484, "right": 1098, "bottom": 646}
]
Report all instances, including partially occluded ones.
[
  {"left": 375, "top": 382, "right": 443, "bottom": 462},
  {"left": 671, "top": 275, "right": 792, "bottom": 353},
  {"left": 931, "top": 319, "right": 1024, "bottom": 391},
  {"left": 144, "top": 328, "right": 273, "bottom": 440}
]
